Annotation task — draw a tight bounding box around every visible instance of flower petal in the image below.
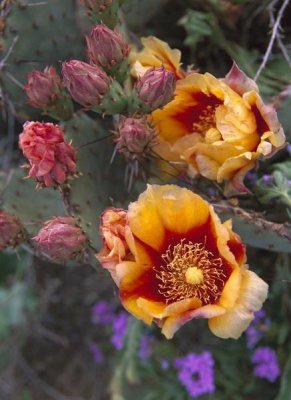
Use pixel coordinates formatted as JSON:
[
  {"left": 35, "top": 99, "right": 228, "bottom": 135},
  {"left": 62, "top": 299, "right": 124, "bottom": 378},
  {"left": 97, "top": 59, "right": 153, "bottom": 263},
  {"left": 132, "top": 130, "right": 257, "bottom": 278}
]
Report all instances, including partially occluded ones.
[
  {"left": 152, "top": 185, "right": 210, "bottom": 233},
  {"left": 128, "top": 185, "right": 165, "bottom": 250},
  {"left": 208, "top": 270, "right": 268, "bottom": 339},
  {"left": 223, "top": 62, "right": 259, "bottom": 95},
  {"left": 162, "top": 304, "right": 226, "bottom": 339}
]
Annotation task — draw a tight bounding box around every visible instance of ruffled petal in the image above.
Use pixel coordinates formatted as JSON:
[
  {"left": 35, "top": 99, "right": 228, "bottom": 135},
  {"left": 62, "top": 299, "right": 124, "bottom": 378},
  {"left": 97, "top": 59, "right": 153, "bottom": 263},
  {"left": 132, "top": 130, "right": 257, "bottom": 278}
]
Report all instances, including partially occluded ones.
[
  {"left": 162, "top": 304, "right": 226, "bottom": 339},
  {"left": 208, "top": 270, "right": 268, "bottom": 339}
]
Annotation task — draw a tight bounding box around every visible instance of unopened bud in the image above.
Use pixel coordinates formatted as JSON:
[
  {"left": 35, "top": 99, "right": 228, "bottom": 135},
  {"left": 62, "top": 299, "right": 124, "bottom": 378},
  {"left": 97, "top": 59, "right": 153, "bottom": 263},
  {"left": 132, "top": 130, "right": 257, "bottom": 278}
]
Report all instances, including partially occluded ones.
[
  {"left": 24, "top": 66, "right": 62, "bottom": 109},
  {"left": 0, "top": 210, "right": 25, "bottom": 250},
  {"left": 62, "top": 60, "right": 110, "bottom": 108},
  {"left": 86, "top": 23, "right": 129, "bottom": 69},
  {"left": 19, "top": 122, "right": 77, "bottom": 188},
  {"left": 136, "top": 66, "right": 176, "bottom": 111},
  {"left": 115, "top": 117, "right": 156, "bottom": 159},
  {"left": 33, "top": 217, "right": 86, "bottom": 262}
]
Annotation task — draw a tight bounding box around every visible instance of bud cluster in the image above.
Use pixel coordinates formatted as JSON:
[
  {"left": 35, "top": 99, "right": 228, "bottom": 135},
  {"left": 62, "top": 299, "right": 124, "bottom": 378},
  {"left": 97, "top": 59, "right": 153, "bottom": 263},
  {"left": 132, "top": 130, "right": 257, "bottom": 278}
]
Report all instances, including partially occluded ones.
[
  {"left": 19, "top": 122, "right": 77, "bottom": 188},
  {"left": 61, "top": 23, "right": 129, "bottom": 113}
]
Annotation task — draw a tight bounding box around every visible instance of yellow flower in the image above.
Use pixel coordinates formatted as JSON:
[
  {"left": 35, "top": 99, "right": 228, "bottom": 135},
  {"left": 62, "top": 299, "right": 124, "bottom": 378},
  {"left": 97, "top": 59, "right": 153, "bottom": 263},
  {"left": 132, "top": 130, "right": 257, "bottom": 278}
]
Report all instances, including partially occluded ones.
[
  {"left": 97, "top": 184, "right": 268, "bottom": 339},
  {"left": 129, "top": 36, "right": 185, "bottom": 79},
  {"left": 151, "top": 64, "right": 285, "bottom": 195}
]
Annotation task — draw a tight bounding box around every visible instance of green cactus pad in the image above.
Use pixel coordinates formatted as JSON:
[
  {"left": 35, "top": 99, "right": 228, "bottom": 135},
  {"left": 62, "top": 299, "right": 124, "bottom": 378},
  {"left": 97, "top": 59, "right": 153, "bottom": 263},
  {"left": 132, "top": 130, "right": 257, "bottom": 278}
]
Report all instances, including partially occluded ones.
[
  {"left": 0, "top": 169, "right": 65, "bottom": 236},
  {"left": 214, "top": 203, "right": 291, "bottom": 253},
  {"left": 63, "top": 112, "right": 144, "bottom": 251}
]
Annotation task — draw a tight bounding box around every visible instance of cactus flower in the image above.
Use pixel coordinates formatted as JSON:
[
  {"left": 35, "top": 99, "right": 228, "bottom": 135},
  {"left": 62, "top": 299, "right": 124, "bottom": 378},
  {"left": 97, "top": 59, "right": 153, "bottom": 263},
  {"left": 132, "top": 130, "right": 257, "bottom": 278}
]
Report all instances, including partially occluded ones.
[
  {"left": 151, "top": 64, "right": 286, "bottom": 195},
  {"left": 19, "top": 121, "right": 77, "bottom": 187},
  {"left": 0, "top": 210, "right": 25, "bottom": 250},
  {"left": 62, "top": 60, "right": 110, "bottom": 107},
  {"left": 97, "top": 184, "right": 268, "bottom": 339},
  {"left": 97, "top": 208, "right": 130, "bottom": 281},
  {"left": 33, "top": 217, "right": 86, "bottom": 261},
  {"left": 130, "top": 36, "right": 185, "bottom": 79},
  {"left": 87, "top": 23, "right": 129, "bottom": 69},
  {"left": 136, "top": 66, "right": 176, "bottom": 111},
  {"left": 24, "top": 66, "right": 62, "bottom": 109},
  {"left": 115, "top": 117, "right": 157, "bottom": 159}
]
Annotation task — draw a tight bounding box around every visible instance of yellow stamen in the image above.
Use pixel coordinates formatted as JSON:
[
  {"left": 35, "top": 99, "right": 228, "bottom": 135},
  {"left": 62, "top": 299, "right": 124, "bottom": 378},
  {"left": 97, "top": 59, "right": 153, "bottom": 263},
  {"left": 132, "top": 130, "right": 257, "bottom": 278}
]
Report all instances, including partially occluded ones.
[
  {"left": 185, "top": 266, "right": 204, "bottom": 285},
  {"left": 156, "top": 239, "right": 226, "bottom": 304}
]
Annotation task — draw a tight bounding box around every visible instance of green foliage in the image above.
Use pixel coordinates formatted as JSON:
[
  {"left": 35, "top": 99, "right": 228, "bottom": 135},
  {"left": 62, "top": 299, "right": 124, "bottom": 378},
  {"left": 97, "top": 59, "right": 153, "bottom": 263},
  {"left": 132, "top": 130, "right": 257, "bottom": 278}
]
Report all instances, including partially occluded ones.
[
  {"left": 276, "top": 355, "right": 291, "bottom": 400},
  {"left": 255, "top": 170, "right": 291, "bottom": 209},
  {"left": 0, "top": 169, "right": 65, "bottom": 236}
]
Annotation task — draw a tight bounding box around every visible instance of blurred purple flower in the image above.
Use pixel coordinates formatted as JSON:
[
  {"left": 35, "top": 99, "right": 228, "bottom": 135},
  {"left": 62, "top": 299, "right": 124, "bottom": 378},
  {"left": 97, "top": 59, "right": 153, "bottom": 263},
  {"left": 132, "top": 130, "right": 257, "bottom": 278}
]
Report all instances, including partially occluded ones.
[
  {"left": 138, "top": 335, "right": 153, "bottom": 361},
  {"left": 262, "top": 174, "right": 273, "bottom": 185},
  {"left": 89, "top": 342, "right": 104, "bottom": 364},
  {"left": 245, "top": 309, "right": 270, "bottom": 349},
  {"left": 91, "top": 301, "right": 115, "bottom": 325},
  {"left": 246, "top": 171, "right": 258, "bottom": 186},
  {"left": 160, "top": 359, "right": 170, "bottom": 370},
  {"left": 110, "top": 311, "right": 129, "bottom": 350},
  {"left": 287, "top": 144, "right": 291, "bottom": 155},
  {"left": 174, "top": 352, "right": 215, "bottom": 398},
  {"left": 251, "top": 347, "right": 280, "bottom": 383}
]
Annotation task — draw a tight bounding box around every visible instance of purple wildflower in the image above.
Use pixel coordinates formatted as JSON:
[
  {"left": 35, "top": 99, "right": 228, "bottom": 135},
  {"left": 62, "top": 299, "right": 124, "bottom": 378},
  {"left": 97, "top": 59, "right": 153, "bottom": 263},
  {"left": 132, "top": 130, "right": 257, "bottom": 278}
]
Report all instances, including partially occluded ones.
[
  {"left": 91, "top": 301, "right": 115, "bottom": 325},
  {"left": 245, "top": 309, "right": 271, "bottom": 349},
  {"left": 246, "top": 171, "right": 258, "bottom": 187},
  {"left": 160, "top": 359, "right": 170, "bottom": 370},
  {"left": 262, "top": 174, "right": 273, "bottom": 185},
  {"left": 174, "top": 352, "right": 215, "bottom": 398},
  {"left": 110, "top": 311, "right": 129, "bottom": 350},
  {"left": 89, "top": 342, "right": 104, "bottom": 364},
  {"left": 251, "top": 347, "right": 280, "bottom": 383},
  {"left": 138, "top": 335, "right": 153, "bottom": 361},
  {"left": 287, "top": 144, "right": 291, "bottom": 155}
]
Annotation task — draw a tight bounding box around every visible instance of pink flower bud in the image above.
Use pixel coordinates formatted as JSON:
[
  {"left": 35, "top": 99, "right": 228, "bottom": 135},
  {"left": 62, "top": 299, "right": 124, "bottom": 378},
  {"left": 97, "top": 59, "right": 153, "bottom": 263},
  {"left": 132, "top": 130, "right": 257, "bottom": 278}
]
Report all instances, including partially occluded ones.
[
  {"left": 33, "top": 217, "right": 86, "bottom": 261},
  {"left": 86, "top": 23, "right": 129, "bottom": 68},
  {"left": 115, "top": 117, "right": 156, "bottom": 158},
  {"left": 0, "top": 210, "right": 25, "bottom": 250},
  {"left": 62, "top": 60, "right": 110, "bottom": 107},
  {"left": 24, "top": 66, "right": 62, "bottom": 109},
  {"left": 136, "top": 66, "right": 176, "bottom": 111},
  {"left": 19, "top": 122, "right": 77, "bottom": 188}
]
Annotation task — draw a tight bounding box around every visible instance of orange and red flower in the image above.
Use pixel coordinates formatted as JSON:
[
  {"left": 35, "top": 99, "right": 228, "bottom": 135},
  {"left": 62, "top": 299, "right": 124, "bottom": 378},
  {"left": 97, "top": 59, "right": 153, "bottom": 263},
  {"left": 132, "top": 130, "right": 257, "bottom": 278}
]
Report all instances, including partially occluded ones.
[
  {"left": 151, "top": 64, "right": 285, "bottom": 195},
  {"left": 97, "top": 184, "right": 268, "bottom": 339}
]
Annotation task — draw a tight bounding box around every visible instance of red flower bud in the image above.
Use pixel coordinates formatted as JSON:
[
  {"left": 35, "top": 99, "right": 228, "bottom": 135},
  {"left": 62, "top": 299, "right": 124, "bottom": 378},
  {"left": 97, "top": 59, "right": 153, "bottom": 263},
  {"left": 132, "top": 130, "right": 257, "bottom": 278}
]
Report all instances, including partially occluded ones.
[
  {"left": 33, "top": 217, "right": 86, "bottom": 262},
  {"left": 19, "top": 122, "right": 77, "bottom": 188},
  {"left": 0, "top": 210, "right": 25, "bottom": 250},
  {"left": 62, "top": 60, "right": 110, "bottom": 107},
  {"left": 136, "top": 66, "right": 176, "bottom": 111},
  {"left": 115, "top": 117, "right": 156, "bottom": 158},
  {"left": 24, "top": 66, "right": 62, "bottom": 109},
  {"left": 86, "top": 23, "right": 129, "bottom": 68}
]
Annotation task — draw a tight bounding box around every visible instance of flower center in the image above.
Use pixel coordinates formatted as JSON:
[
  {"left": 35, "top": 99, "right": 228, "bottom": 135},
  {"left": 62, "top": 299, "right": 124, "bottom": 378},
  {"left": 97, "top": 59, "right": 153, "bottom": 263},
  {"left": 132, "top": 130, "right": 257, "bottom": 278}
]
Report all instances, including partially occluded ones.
[
  {"left": 185, "top": 266, "right": 204, "bottom": 285},
  {"left": 156, "top": 239, "right": 227, "bottom": 304},
  {"left": 192, "top": 105, "right": 217, "bottom": 135}
]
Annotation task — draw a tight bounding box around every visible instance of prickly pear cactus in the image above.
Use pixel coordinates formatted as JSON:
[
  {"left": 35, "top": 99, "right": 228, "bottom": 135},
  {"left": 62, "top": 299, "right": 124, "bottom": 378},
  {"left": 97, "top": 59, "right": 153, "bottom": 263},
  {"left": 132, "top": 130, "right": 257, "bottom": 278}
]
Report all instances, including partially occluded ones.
[{"left": 0, "top": 0, "right": 85, "bottom": 119}]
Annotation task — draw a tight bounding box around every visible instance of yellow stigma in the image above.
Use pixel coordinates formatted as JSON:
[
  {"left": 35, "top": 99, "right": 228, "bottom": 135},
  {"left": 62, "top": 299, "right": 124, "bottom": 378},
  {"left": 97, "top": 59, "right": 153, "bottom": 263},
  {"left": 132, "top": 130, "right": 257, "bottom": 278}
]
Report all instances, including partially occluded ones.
[{"left": 185, "top": 266, "right": 204, "bottom": 285}]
